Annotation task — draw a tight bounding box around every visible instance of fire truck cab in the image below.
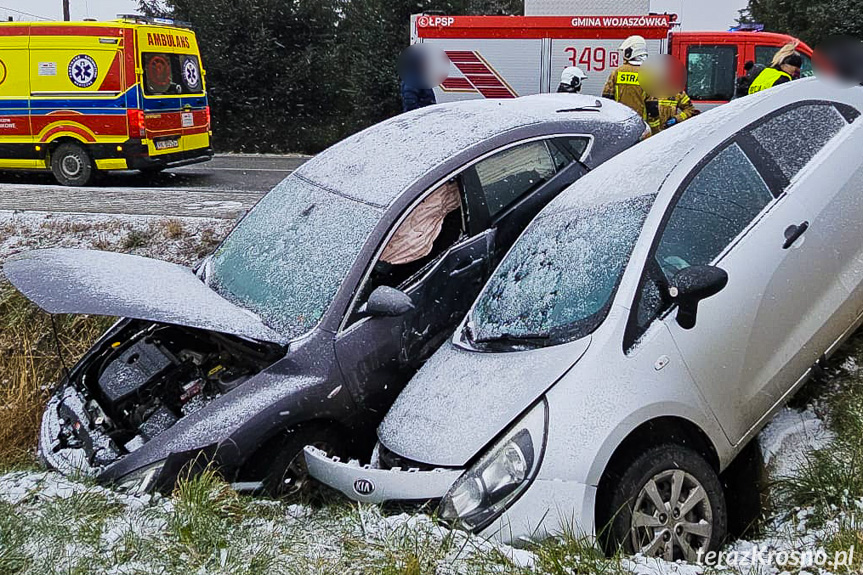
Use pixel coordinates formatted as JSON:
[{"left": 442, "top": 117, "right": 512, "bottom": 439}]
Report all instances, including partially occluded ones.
[
  {"left": 0, "top": 15, "right": 212, "bottom": 186},
  {"left": 411, "top": 15, "right": 813, "bottom": 110}
]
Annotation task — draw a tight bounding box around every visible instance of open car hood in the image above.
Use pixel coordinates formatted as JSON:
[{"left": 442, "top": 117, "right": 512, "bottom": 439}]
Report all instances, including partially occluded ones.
[
  {"left": 3, "top": 249, "right": 288, "bottom": 344},
  {"left": 378, "top": 334, "right": 591, "bottom": 467}
]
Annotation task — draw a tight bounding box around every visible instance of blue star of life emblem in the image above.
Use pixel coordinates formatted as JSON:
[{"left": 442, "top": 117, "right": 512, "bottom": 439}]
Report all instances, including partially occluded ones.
[{"left": 68, "top": 55, "right": 98, "bottom": 88}]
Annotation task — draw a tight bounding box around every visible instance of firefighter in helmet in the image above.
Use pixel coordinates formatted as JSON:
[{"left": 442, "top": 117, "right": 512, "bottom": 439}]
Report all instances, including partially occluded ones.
[
  {"left": 603, "top": 35, "right": 649, "bottom": 118},
  {"left": 748, "top": 43, "right": 803, "bottom": 95},
  {"left": 558, "top": 66, "right": 588, "bottom": 93}
]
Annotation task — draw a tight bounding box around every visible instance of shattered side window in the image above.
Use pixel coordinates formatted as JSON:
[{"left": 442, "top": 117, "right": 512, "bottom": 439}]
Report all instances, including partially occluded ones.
[
  {"left": 208, "top": 176, "right": 382, "bottom": 339},
  {"left": 751, "top": 103, "right": 846, "bottom": 182},
  {"left": 469, "top": 194, "right": 655, "bottom": 348}
]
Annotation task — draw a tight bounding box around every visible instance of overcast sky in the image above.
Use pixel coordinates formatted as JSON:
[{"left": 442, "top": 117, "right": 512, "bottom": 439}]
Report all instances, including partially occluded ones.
[{"left": 0, "top": 0, "right": 748, "bottom": 30}]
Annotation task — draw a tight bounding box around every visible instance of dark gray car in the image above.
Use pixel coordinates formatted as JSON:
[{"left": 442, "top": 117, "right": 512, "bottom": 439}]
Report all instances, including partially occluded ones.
[{"left": 4, "top": 94, "right": 645, "bottom": 495}]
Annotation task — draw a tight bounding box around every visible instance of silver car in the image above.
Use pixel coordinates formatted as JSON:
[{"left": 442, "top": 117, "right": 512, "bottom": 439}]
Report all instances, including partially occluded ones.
[{"left": 306, "top": 78, "right": 863, "bottom": 559}]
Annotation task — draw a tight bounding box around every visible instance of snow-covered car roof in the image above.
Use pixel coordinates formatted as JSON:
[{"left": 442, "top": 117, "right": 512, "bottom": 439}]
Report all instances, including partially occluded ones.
[{"left": 294, "top": 94, "right": 640, "bottom": 208}]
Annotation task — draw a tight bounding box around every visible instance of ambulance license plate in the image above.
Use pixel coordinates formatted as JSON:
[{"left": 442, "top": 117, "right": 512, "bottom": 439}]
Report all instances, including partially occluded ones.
[
  {"left": 181, "top": 112, "right": 194, "bottom": 128},
  {"left": 155, "top": 137, "right": 179, "bottom": 150}
]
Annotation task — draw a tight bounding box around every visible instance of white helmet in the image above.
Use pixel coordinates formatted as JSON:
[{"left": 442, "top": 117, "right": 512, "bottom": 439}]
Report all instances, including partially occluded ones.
[
  {"left": 560, "top": 66, "right": 587, "bottom": 89},
  {"left": 620, "top": 35, "right": 648, "bottom": 64}
]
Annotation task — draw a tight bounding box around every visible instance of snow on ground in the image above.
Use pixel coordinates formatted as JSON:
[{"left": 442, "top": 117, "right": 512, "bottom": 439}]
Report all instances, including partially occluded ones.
[
  {"left": 0, "top": 210, "right": 233, "bottom": 267},
  {"left": 0, "top": 402, "right": 845, "bottom": 575},
  {"left": 758, "top": 406, "right": 835, "bottom": 480}
]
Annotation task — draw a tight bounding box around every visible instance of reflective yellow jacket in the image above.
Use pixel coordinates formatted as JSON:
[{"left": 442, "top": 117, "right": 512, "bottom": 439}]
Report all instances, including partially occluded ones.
[
  {"left": 646, "top": 92, "right": 696, "bottom": 135},
  {"left": 748, "top": 67, "right": 793, "bottom": 95},
  {"left": 602, "top": 63, "right": 647, "bottom": 119}
]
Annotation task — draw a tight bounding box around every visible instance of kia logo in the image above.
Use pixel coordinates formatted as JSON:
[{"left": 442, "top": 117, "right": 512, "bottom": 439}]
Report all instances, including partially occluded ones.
[{"left": 353, "top": 478, "right": 375, "bottom": 496}]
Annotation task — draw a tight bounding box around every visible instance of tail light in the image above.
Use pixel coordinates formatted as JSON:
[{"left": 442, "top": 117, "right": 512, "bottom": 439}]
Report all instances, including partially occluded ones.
[
  {"left": 127, "top": 108, "right": 146, "bottom": 138},
  {"left": 204, "top": 106, "right": 211, "bottom": 128}
]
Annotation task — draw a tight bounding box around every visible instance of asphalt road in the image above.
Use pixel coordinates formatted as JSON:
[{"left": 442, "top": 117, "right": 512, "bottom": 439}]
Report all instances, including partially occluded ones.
[{"left": 0, "top": 154, "right": 309, "bottom": 219}]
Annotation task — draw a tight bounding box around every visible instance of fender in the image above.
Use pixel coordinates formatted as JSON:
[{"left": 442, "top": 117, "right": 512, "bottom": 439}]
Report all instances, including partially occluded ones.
[
  {"left": 581, "top": 401, "right": 731, "bottom": 487},
  {"left": 98, "top": 368, "right": 357, "bottom": 482}
]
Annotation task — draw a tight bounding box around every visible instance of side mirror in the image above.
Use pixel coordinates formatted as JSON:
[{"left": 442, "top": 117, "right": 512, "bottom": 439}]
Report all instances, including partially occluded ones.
[
  {"left": 669, "top": 265, "right": 728, "bottom": 330},
  {"left": 359, "top": 286, "right": 415, "bottom": 318}
]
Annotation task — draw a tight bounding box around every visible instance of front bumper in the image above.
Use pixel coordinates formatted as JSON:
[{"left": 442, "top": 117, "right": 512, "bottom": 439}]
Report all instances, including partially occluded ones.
[
  {"left": 304, "top": 446, "right": 462, "bottom": 504},
  {"left": 305, "top": 445, "right": 596, "bottom": 545},
  {"left": 39, "top": 387, "right": 107, "bottom": 476}
]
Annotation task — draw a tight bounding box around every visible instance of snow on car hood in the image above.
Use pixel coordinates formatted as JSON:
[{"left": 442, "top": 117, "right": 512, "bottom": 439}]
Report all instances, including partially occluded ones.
[
  {"left": 3, "top": 249, "right": 288, "bottom": 344},
  {"left": 378, "top": 335, "right": 591, "bottom": 467}
]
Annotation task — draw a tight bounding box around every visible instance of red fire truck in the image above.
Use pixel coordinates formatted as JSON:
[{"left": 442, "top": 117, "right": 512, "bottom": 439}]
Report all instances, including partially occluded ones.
[{"left": 411, "top": 14, "right": 814, "bottom": 109}]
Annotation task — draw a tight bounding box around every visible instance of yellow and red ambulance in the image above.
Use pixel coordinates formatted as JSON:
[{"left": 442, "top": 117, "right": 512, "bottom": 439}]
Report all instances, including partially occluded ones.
[{"left": 0, "top": 15, "right": 212, "bottom": 186}]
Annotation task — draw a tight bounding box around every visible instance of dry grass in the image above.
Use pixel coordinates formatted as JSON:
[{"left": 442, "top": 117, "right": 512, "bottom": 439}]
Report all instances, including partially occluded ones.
[
  {"left": 0, "top": 282, "right": 112, "bottom": 466},
  {"left": 160, "top": 218, "right": 186, "bottom": 240}
]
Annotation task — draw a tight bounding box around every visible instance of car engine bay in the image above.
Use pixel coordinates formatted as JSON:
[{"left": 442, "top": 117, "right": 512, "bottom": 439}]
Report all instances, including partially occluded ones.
[{"left": 53, "top": 321, "right": 283, "bottom": 466}]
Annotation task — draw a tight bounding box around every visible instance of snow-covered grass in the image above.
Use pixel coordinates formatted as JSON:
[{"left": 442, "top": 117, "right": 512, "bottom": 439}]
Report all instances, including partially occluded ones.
[
  {"left": 1, "top": 211, "right": 863, "bottom": 574},
  {"left": 0, "top": 211, "right": 231, "bottom": 466}
]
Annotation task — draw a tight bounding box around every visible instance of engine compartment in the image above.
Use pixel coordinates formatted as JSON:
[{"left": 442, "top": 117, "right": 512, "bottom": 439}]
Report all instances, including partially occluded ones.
[{"left": 65, "top": 321, "right": 283, "bottom": 459}]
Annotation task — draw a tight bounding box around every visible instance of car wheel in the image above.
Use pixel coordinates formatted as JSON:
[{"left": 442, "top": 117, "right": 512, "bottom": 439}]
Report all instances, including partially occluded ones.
[
  {"left": 263, "top": 425, "right": 346, "bottom": 498},
  {"left": 50, "top": 142, "right": 94, "bottom": 186},
  {"left": 605, "top": 444, "right": 727, "bottom": 561}
]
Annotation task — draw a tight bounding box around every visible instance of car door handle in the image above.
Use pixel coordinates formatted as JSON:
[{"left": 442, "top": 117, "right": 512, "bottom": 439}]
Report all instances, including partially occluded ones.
[
  {"left": 449, "top": 258, "right": 483, "bottom": 277},
  {"left": 783, "top": 221, "right": 809, "bottom": 249}
]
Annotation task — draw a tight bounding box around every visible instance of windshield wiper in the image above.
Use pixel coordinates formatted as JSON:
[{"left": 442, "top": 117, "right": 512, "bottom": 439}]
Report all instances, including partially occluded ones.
[{"left": 473, "top": 332, "right": 551, "bottom": 347}]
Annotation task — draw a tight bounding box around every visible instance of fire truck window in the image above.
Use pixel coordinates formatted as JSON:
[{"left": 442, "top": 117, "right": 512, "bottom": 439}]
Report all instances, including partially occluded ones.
[
  {"left": 143, "top": 53, "right": 203, "bottom": 96},
  {"left": 755, "top": 46, "right": 814, "bottom": 78},
  {"left": 686, "top": 45, "right": 737, "bottom": 101}
]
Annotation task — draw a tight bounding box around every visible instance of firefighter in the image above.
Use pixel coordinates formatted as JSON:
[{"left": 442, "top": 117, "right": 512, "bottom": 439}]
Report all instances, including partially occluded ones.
[
  {"left": 645, "top": 92, "right": 696, "bottom": 135},
  {"left": 557, "top": 66, "right": 587, "bottom": 93},
  {"left": 748, "top": 43, "right": 803, "bottom": 95},
  {"left": 603, "top": 35, "right": 649, "bottom": 118}
]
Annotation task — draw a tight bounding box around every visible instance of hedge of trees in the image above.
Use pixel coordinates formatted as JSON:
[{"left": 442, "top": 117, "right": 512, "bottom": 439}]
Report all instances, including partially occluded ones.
[{"left": 139, "top": 0, "right": 522, "bottom": 153}]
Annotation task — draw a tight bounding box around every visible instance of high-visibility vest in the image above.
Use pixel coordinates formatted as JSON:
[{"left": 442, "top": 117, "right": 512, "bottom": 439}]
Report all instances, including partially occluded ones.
[{"left": 748, "top": 67, "right": 793, "bottom": 95}]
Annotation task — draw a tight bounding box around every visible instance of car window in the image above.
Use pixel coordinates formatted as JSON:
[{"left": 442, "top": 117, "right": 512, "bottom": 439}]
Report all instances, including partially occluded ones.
[
  {"left": 346, "top": 179, "right": 467, "bottom": 325},
  {"left": 627, "top": 143, "right": 773, "bottom": 348},
  {"left": 755, "top": 46, "right": 815, "bottom": 77},
  {"left": 750, "top": 103, "right": 847, "bottom": 182},
  {"left": 686, "top": 45, "right": 737, "bottom": 101},
  {"left": 554, "top": 137, "right": 590, "bottom": 160},
  {"left": 467, "top": 140, "right": 558, "bottom": 218}
]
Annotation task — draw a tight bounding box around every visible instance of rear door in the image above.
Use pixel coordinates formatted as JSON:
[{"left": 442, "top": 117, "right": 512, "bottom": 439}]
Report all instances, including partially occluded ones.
[{"left": 137, "top": 26, "right": 208, "bottom": 154}]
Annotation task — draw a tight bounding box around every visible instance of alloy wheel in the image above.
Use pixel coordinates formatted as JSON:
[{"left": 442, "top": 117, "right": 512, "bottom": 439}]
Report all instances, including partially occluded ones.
[{"left": 629, "top": 469, "right": 713, "bottom": 562}]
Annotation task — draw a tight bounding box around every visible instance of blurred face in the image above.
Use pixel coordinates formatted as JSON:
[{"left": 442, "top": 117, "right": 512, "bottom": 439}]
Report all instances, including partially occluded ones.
[
  {"left": 781, "top": 63, "right": 802, "bottom": 78},
  {"left": 641, "top": 54, "right": 685, "bottom": 97}
]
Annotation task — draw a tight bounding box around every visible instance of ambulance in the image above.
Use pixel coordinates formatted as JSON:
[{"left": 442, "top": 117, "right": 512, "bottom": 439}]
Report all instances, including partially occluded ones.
[
  {"left": 411, "top": 14, "right": 814, "bottom": 110},
  {"left": 0, "top": 15, "right": 212, "bottom": 186}
]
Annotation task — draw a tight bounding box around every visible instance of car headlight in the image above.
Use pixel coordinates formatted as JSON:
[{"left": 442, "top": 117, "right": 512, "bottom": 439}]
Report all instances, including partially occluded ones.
[
  {"left": 116, "top": 459, "right": 166, "bottom": 495},
  {"left": 439, "top": 399, "right": 547, "bottom": 531}
]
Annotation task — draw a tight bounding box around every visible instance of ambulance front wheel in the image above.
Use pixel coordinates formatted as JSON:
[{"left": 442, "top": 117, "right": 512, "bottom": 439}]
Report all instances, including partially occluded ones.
[{"left": 51, "top": 142, "right": 94, "bottom": 187}]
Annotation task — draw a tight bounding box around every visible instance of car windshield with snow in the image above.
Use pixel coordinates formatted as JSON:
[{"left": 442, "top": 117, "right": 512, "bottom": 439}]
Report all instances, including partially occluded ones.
[
  {"left": 306, "top": 78, "right": 863, "bottom": 559},
  {"left": 2, "top": 94, "right": 645, "bottom": 495}
]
